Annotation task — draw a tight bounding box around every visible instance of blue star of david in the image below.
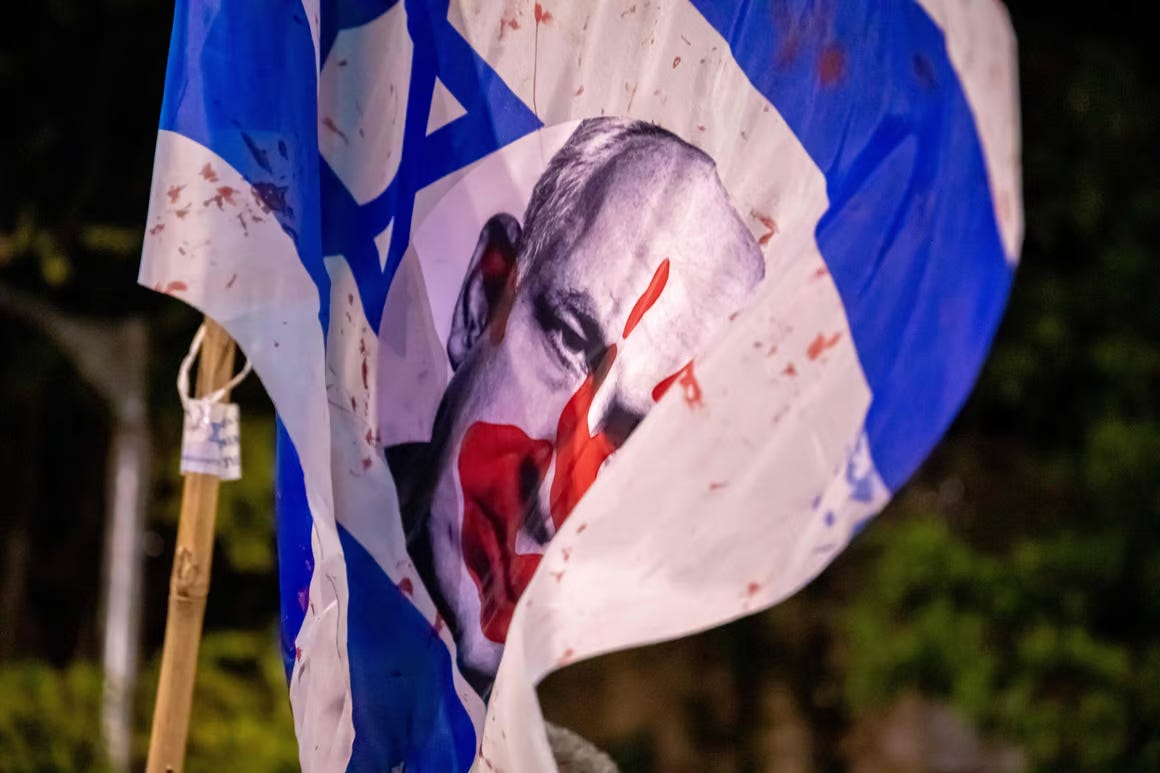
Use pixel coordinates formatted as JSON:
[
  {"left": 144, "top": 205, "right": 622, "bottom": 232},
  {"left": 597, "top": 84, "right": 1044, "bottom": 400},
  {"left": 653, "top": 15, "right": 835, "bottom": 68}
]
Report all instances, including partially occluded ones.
[
  {"left": 318, "top": 0, "right": 542, "bottom": 333},
  {"left": 208, "top": 418, "right": 230, "bottom": 450}
]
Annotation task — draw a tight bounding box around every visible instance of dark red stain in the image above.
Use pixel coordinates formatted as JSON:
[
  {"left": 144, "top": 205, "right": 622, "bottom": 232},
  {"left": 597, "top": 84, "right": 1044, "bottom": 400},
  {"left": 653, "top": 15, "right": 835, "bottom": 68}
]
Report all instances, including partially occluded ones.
[
  {"left": 337, "top": 58, "right": 349, "bottom": 67},
  {"left": 479, "top": 246, "right": 517, "bottom": 344},
  {"left": 533, "top": 2, "right": 551, "bottom": 23},
  {"left": 361, "top": 357, "right": 369, "bottom": 390},
  {"left": 751, "top": 209, "right": 778, "bottom": 246},
  {"left": 175, "top": 206, "right": 190, "bottom": 219},
  {"left": 149, "top": 223, "right": 165, "bottom": 235},
  {"left": 398, "top": 577, "right": 413, "bottom": 596},
  {"left": 813, "top": 265, "right": 829, "bottom": 279},
  {"left": 365, "top": 428, "right": 374, "bottom": 445},
  {"left": 709, "top": 481, "right": 728, "bottom": 491},
  {"left": 166, "top": 184, "right": 185, "bottom": 204},
  {"left": 806, "top": 331, "right": 842, "bottom": 360},
  {"left": 746, "top": 581, "right": 761, "bottom": 596},
  {"left": 576, "top": 522, "right": 588, "bottom": 534},
  {"left": 225, "top": 273, "right": 238, "bottom": 289},
  {"left": 295, "top": 646, "right": 302, "bottom": 662},
  {"left": 200, "top": 163, "right": 218, "bottom": 182},
  {"left": 348, "top": 293, "right": 354, "bottom": 305},
  {"left": 672, "top": 55, "right": 682, "bottom": 68},
  {"left": 623, "top": 258, "right": 669, "bottom": 338},
  {"left": 350, "top": 396, "right": 357, "bottom": 411},
  {"left": 217, "top": 186, "right": 238, "bottom": 205},
  {"left": 321, "top": 116, "right": 349, "bottom": 145},
  {"left": 818, "top": 43, "right": 845, "bottom": 86},
  {"left": 361, "top": 457, "right": 372, "bottom": 471},
  {"left": 783, "top": 362, "right": 797, "bottom": 377},
  {"left": 163, "top": 280, "right": 188, "bottom": 294}
]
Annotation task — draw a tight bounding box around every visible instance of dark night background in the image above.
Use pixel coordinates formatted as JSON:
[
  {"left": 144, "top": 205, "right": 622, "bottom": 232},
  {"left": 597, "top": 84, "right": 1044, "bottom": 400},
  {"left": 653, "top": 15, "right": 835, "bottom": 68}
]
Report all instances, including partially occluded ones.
[{"left": 1, "top": 2, "right": 1158, "bottom": 771}]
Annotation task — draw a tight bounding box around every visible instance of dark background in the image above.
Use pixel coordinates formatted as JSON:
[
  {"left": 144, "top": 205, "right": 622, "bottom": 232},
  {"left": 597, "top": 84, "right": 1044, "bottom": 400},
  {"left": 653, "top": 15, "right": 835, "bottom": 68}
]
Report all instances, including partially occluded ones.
[{"left": 1, "top": 2, "right": 1157, "bottom": 771}]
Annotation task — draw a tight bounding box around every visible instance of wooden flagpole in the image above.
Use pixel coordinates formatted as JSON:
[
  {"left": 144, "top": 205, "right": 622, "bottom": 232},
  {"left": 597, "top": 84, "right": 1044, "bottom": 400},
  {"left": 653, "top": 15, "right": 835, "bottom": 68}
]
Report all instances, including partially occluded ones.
[{"left": 145, "top": 319, "right": 237, "bottom": 773}]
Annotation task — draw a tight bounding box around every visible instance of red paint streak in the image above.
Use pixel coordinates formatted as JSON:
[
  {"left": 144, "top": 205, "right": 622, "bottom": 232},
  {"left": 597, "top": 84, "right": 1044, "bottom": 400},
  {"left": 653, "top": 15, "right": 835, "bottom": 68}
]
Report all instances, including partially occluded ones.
[
  {"left": 574, "top": 85, "right": 584, "bottom": 96},
  {"left": 746, "top": 581, "right": 761, "bottom": 596},
  {"left": 365, "top": 428, "right": 374, "bottom": 445},
  {"left": 766, "top": 343, "right": 779, "bottom": 357},
  {"left": 398, "top": 577, "right": 413, "bottom": 596},
  {"left": 697, "top": 124, "right": 706, "bottom": 132},
  {"left": 350, "top": 396, "right": 357, "bottom": 411},
  {"left": 751, "top": 209, "right": 778, "bottom": 246},
  {"left": 217, "top": 186, "right": 238, "bottom": 206},
  {"left": 533, "top": 2, "right": 551, "bottom": 23},
  {"left": 295, "top": 646, "right": 303, "bottom": 662},
  {"left": 783, "top": 362, "right": 797, "bottom": 377},
  {"left": 361, "top": 357, "right": 369, "bottom": 389},
  {"left": 499, "top": 15, "right": 520, "bottom": 37},
  {"left": 225, "top": 273, "right": 238, "bottom": 289},
  {"left": 166, "top": 184, "right": 185, "bottom": 204},
  {"left": 806, "top": 331, "right": 842, "bottom": 360},
  {"left": 709, "top": 481, "right": 728, "bottom": 491},
  {"left": 549, "top": 345, "right": 618, "bottom": 527},
  {"left": 651, "top": 366, "right": 681, "bottom": 402},
  {"left": 622, "top": 258, "right": 669, "bottom": 338},
  {"left": 200, "top": 163, "right": 218, "bottom": 182},
  {"left": 818, "top": 43, "right": 845, "bottom": 86},
  {"left": 813, "top": 265, "right": 829, "bottom": 279},
  {"left": 576, "top": 522, "right": 588, "bottom": 534},
  {"left": 348, "top": 293, "right": 354, "bottom": 305},
  {"left": 459, "top": 423, "right": 553, "bottom": 643},
  {"left": 149, "top": 223, "right": 165, "bottom": 235},
  {"left": 672, "top": 55, "right": 682, "bottom": 68},
  {"left": 321, "top": 116, "right": 349, "bottom": 145},
  {"left": 163, "top": 280, "right": 188, "bottom": 294}
]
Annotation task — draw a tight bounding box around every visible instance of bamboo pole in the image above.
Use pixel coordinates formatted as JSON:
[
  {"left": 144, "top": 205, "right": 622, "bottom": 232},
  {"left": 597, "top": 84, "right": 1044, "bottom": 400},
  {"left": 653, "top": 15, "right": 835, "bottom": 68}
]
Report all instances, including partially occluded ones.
[{"left": 146, "top": 319, "right": 237, "bottom": 773}]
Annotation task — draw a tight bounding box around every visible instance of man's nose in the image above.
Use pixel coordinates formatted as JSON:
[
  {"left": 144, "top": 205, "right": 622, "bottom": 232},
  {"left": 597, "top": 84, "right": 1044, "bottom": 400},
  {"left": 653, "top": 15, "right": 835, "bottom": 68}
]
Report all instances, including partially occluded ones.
[{"left": 585, "top": 379, "right": 645, "bottom": 449}]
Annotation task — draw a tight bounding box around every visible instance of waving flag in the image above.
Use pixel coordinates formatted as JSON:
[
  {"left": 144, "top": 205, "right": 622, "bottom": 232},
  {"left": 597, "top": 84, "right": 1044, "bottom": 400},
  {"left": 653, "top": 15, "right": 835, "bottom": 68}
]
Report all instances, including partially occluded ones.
[{"left": 140, "top": 0, "right": 1020, "bottom": 769}]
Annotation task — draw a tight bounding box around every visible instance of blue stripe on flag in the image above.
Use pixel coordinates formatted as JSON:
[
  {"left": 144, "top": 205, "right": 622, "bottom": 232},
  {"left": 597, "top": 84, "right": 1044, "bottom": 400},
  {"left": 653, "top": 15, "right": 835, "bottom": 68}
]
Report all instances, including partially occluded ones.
[
  {"left": 159, "top": 0, "right": 330, "bottom": 327},
  {"left": 692, "top": 0, "right": 1014, "bottom": 491},
  {"left": 339, "top": 524, "right": 477, "bottom": 772},
  {"left": 276, "top": 419, "right": 315, "bottom": 680}
]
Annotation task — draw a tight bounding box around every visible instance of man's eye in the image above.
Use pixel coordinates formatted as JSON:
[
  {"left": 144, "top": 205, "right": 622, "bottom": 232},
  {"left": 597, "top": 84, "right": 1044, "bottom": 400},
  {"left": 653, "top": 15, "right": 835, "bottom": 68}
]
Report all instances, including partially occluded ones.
[{"left": 556, "top": 319, "right": 587, "bottom": 354}]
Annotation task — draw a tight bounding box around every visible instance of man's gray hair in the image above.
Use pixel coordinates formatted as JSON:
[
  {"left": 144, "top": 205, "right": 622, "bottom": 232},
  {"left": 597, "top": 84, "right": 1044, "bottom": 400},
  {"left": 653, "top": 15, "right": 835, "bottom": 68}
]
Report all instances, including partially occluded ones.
[{"left": 518, "top": 118, "right": 715, "bottom": 267}]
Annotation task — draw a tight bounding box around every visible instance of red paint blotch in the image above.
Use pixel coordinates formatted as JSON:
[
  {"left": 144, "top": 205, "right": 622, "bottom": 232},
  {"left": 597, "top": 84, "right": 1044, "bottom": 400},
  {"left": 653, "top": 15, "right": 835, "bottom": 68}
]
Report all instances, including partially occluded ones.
[
  {"left": 806, "top": 331, "right": 842, "bottom": 360},
  {"left": 623, "top": 258, "right": 669, "bottom": 338}
]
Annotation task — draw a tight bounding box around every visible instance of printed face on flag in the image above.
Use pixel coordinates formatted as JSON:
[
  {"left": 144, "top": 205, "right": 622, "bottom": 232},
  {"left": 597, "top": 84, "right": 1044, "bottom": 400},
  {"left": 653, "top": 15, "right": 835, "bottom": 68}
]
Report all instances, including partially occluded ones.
[{"left": 388, "top": 118, "right": 765, "bottom": 689}]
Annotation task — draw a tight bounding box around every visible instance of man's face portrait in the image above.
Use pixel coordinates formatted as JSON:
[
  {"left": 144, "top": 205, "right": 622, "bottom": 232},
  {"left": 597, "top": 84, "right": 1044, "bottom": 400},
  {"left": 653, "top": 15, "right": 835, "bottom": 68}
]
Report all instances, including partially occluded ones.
[{"left": 390, "top": 118, "right": 765, "bottom": 690}]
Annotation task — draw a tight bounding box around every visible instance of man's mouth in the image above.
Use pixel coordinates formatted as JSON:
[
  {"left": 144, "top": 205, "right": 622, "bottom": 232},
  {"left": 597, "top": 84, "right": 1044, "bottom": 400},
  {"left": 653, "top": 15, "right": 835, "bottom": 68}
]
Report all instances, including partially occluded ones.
[{"left": 458, "top": 422, "right": 552, "bottom": 643}]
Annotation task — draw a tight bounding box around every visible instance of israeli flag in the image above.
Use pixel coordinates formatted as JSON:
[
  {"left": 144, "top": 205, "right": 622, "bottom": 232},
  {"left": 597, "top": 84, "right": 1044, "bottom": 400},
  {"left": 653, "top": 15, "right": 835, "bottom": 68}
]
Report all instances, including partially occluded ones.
[{"left": 140, "top": 0, "right": 1020, "bottom": 769}]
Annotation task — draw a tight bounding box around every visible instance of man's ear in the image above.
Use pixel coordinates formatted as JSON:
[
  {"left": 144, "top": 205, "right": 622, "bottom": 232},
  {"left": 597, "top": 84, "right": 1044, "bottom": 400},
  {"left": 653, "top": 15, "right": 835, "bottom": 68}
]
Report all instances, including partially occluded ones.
[{"left": 447, "top": 213, "right": 522, "bottom": 369}]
